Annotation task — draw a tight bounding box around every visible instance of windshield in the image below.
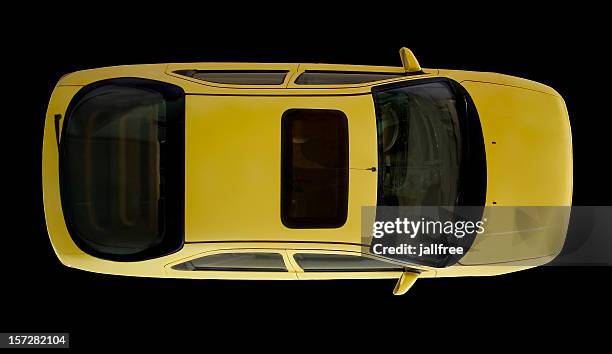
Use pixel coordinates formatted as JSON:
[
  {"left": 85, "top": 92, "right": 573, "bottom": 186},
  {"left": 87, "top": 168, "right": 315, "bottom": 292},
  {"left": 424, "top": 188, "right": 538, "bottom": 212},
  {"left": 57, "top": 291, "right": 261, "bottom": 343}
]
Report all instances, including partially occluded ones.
[{"left": 373, "top": 79, "right": 486, "bottom": 207}]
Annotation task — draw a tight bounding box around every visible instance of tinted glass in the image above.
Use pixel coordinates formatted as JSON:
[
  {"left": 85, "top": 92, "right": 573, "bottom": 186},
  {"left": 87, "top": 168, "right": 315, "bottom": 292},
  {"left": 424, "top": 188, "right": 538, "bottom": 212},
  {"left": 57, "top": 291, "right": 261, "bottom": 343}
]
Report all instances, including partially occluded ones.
[
  {"left": 374, "top": 81, "right": 463, "bottom": 206},
  {"left": 61, "top": 79, "right": 184, "bottom": 261},
  {"left": 175, "top": 70, "right": 288, "bottom": 85},
  {"left": 294, "top": 254, "right": 403, "bottom": 272},
  {"left": 295, "top": 71, "right": 404, "bottom": 85},
  {"left": 281, "top": 109, "right": 348, "bottom": 228},
  {"left": 175, "top": 253, "right": 287, "bottom": 272}
]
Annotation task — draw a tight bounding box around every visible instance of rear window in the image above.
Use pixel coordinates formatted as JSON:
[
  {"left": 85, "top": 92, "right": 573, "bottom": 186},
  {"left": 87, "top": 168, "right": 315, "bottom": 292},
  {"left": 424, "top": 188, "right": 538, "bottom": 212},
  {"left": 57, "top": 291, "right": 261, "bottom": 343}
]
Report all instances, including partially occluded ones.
[
  {"left": 60, "top": 78, "right": 184, "bottom": 261},
  {"left": 295, "top": 71, "right": 405, "bottom": 85},
  {"left": 281, "top": 109, "right": 348, "bottom": 229},
  {"left": 174, "top": 70, "right": 288, "bottom": 85}
]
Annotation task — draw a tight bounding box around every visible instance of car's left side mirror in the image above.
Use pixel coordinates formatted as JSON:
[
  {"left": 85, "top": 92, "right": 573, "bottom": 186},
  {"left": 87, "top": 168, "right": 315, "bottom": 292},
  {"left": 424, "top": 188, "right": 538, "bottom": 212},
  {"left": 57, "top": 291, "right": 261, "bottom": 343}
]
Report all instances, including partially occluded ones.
[{"left": 393, "top": 271, "right": 420, "bottom": 295}]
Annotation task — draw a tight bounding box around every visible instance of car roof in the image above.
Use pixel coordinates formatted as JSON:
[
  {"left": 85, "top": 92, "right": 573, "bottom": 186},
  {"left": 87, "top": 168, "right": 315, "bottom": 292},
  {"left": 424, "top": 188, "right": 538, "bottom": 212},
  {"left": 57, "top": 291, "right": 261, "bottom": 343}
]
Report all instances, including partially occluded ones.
[{"left": 182, "top": 92, "right": 378, "bottom": 244}]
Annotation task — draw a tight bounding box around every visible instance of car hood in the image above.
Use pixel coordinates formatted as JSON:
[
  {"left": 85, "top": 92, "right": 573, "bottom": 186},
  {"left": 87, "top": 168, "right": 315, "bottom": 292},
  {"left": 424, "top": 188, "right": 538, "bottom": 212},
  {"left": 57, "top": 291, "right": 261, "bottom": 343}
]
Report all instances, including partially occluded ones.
[{"left": 458, "top": 79, "right": 572, "bottom": 265}]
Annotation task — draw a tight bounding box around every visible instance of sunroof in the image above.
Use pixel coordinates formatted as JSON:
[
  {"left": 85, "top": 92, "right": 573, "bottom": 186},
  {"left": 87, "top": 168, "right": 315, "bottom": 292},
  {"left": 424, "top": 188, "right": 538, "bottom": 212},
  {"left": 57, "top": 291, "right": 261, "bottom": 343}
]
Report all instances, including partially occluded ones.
[
  {"left": 174, "top": 70, "right": 288, "bottom": 85},
  {"left": 295, "top": 70, "right": 405, "bottom": 85},
  {"left": 281, "top": 109, "right": 349, "bottom": 228}
]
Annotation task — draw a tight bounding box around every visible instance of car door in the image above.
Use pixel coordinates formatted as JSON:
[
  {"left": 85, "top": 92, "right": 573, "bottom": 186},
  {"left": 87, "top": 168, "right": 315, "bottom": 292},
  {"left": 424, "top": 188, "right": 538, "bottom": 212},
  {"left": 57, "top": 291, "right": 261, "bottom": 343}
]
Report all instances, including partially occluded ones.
[
  {"left": 286, "top": 250, "right": 410, "bottom": 280},
  {"left": 165, "top": 249, "right": 297, "bottom": 280}
]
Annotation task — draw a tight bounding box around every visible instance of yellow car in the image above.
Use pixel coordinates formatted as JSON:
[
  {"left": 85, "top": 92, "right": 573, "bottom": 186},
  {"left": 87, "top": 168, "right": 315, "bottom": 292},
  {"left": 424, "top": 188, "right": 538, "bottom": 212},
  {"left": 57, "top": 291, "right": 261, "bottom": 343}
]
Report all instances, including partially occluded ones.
[{"left": 42, "top": 48, "right": 572, "bottom": 294}]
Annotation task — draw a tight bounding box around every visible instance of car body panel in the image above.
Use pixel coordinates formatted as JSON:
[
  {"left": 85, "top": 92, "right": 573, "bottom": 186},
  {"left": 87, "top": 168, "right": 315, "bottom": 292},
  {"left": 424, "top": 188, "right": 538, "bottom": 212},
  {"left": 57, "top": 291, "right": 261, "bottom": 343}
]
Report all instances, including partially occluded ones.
[{"left": 438, "top": 69, "right": 562, "bottom": 97}]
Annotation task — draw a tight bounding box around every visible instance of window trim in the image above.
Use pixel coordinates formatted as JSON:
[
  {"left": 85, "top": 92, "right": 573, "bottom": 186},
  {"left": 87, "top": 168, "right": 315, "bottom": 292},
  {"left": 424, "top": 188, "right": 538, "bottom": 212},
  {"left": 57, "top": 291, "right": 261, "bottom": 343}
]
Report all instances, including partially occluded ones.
[{"left": 58, "top": 78, "right": 185, "bottom": 262}]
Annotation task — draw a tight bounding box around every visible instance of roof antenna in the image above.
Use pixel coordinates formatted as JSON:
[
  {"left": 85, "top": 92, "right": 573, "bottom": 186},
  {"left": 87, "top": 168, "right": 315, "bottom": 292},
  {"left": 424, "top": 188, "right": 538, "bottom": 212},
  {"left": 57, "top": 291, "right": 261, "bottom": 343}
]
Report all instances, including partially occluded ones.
[{"left": 399, "top": 47, "right": 422, "bottom": 73}]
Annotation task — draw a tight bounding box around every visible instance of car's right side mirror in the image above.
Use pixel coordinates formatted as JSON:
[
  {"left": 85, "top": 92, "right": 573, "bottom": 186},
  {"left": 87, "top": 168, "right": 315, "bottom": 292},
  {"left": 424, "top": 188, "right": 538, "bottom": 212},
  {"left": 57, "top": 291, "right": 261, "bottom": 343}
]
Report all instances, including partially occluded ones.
[
  {"left": 399, "top": 47, "right": 422, "bottom": 73},
  {"left": 393, "top": 271, "right": 420, "bottom": 295}
]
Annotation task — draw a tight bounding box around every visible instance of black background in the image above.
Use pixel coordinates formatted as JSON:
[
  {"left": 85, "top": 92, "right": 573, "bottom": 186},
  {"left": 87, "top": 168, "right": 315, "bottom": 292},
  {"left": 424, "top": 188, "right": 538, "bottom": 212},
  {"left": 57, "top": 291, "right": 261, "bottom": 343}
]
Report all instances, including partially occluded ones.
[{"left": 2, "top": 10, "right": 610, "bottom": 349}]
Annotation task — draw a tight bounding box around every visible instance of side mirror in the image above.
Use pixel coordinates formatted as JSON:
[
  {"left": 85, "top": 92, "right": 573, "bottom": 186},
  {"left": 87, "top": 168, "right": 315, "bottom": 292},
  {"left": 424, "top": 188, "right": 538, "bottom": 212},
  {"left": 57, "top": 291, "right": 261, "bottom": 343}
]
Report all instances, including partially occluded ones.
[
  {"left": 393, "top": 271, "right": 420, "bottom": 295},
  {"left": 399, "top": 47, "right": 422, "bottom": 73}
]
